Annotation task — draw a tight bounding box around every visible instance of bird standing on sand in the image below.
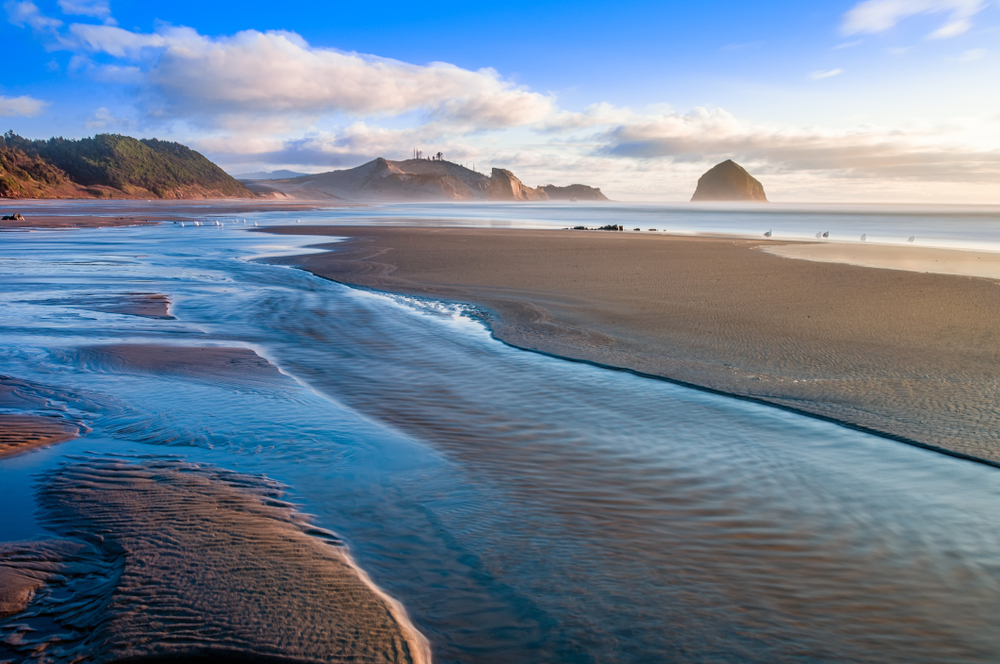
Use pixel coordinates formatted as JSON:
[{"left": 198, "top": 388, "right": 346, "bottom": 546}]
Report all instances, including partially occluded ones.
[
  {"left": 860, "top": 234, "right": 866, "bottom": 241},
  {"left": 907, "top": 236, "right": 915, "bottom": 243},
  {"left": 764, "top": 230, "right": 772, "bottom": 238}
]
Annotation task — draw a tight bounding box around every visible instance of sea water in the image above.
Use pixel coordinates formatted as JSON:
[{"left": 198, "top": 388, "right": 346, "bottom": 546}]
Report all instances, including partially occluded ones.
[{"left": 2, "top": 205, "right": 1000, "bottom": 662}]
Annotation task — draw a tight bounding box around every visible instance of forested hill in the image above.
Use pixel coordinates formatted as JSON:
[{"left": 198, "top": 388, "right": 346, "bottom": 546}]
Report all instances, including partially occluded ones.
[{"left": 0, "top": 132, "right": 254, "bottom": 199}]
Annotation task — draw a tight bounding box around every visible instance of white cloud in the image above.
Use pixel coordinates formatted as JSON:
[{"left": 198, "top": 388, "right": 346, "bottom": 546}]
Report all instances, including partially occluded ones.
[
  {"left": 842, "top": 0, "right": 988, "bottom": 39},
  {"left": 598, "top": 109, "right": 1000, "bottom": 183},
  {"left": 810, "top": 68, "right": 845, "bottom": 79},
  {"left": 68, "top": 23, "right": 171, "bottom": 57},
  {"left": 85, "top": 105, "right": 130, "bottom": 129},
  {"left": 4, "top": 0, "right": 62, "bottom": 31},
  {"left": 57, "top": 25, "right": 554, "bottom": 130},
  {"left": 543, "top": 102, "right": 639, "bottom": 131},
  {"left": 57, "top": 0, "right": 110, "bottom": 20},
  {"left": 954, "top": 47, "right": 987, "bottom": 60},
  {"left": 0, "top": 94, "right": 48, "bottom": 117}
]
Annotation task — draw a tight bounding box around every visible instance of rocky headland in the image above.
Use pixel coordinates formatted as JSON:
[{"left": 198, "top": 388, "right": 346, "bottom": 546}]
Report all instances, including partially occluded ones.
[
  {"left": 245, "top": 158, "right": 608, "bottom": 202},
  {"left": 0, "top": 132, "right": 254, "bottom": 200}
]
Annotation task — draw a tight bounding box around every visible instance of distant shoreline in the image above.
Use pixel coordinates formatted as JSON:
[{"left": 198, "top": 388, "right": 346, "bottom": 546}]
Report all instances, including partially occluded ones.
[{"left": 265, "top": 225, "right": 1000, "bottom": 467}]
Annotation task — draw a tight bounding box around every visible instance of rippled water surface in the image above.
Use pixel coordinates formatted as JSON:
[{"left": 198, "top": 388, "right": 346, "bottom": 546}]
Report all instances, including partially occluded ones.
[{"left": 2, "top": 207, "right": 1000, "bottom": 662}]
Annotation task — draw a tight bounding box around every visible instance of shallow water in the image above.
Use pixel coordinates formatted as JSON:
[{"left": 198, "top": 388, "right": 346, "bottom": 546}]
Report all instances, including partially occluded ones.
[{"left": 2, "top": 209, "right": 1000, "bottom": 662}]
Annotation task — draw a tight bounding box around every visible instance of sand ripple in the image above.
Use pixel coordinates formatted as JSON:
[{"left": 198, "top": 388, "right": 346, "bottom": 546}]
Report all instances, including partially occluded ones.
[{"left": 0, "top": 456, "right": 429, "bottom": 664}]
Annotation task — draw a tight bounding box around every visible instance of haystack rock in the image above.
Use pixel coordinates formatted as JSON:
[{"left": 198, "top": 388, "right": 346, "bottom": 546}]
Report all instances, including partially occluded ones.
[
  {"left": 487, "top": 168, "right": 547, "bottom": 201},
  {"left": 691, "top": 160, "right": 767, "bottom": 202}
]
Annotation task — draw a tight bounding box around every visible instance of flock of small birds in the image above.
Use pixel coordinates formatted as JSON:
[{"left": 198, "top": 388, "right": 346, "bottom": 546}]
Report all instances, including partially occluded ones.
[
  {"left": 178, "top": 218, "right": 258, "bottom": 228},
  {"left": 764, "top": 229, "right": 916, "bottom": 243}
]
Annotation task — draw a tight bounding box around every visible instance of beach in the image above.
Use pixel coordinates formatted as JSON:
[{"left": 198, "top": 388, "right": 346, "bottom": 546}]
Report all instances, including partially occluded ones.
[
  {"left": 4, "top": 210, "right": 1000, "bottom": 662},
  {"left": 269, "top": 225, "right": 1000, "bottom": 465}
]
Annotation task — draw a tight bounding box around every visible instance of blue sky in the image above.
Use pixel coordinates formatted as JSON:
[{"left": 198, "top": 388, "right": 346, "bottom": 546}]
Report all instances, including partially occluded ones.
[{"left": 2, "top": 0, "right": 999, "bottom": 201}]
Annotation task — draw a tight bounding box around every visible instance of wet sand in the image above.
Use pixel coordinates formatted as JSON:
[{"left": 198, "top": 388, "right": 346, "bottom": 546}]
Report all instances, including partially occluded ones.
[
  {"left": 268, "top": 226, "right": 1000, "bottom": 465},
  {"left": 0, "top": 457, "right": 429, "bottom": 663},
  {"left": 0, "top": 414, "right": 81, "bottom": 459},
  {"left": 0, "top": 215, "right": 158, "bottom": 229},
  {"left": 0, "top": 199, "right": 356, "bottom": 230},
  {"left": 31, "top": 293, "right": 174, "bottom": 318},
  {"left": 76, "top": 344, "right": 288, "bottom": 385}
]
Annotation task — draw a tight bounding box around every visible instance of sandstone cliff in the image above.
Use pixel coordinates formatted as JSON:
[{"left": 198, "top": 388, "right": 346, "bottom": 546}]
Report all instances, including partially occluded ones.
[
  {"left": 691, "top": 160, "right": 767, "bottom": 202},
  {"left": 487, "top": 168, "right": 547, "bottom": 201}
]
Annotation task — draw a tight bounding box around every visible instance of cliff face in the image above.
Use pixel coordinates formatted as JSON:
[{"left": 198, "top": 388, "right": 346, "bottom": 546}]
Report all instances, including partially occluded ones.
[
  {"left": 540, "top": 184, "right": 608, "bottom": 201},
  {"left": 487, "top": 168, "right": 546, "bottom": 201},
  {"left": 248, "top": 158, "right": 608, "bottom": 203},
  {"left": 691, "top": 160, "right": 767, "bottom": 202},
  {"left": 0, "top": 132, "right": 255, "bottom": 199}
]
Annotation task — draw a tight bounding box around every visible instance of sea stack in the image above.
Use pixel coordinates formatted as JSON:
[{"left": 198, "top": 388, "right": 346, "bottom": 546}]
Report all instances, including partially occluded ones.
[{"left": 691, "top": 160, "right": 767, "bottom": 202}]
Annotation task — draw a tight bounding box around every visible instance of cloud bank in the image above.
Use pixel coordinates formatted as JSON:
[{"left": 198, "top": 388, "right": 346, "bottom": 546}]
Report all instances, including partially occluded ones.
[{"left": 0, "top": 94, "right": 48, "bottom": 117}]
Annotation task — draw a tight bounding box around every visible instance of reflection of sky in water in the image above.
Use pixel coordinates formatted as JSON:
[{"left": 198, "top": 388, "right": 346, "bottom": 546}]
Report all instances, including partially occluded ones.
[
  {"left": 1, "top": 219, "right": 1000, "bottom": 662},
  {"left": 8, "top": 199, "right": 1000, "bottom": 250}
]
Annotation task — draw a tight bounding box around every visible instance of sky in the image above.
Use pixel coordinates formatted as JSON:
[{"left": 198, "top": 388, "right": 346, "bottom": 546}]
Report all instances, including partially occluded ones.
[{"left": 2, "top": 0, "right": 999, "bottom": 202}]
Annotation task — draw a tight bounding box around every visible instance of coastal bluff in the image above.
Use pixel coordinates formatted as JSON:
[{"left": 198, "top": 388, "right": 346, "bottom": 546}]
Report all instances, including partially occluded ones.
[
  {"left": 246, "top": 158, "right": 608, "bottom": 202},
  {"left": 0, "top": 132, "right": 253, "bottom": 200},
  {"left": 691, "top": 160, "right": 767, "bottom": 202}
]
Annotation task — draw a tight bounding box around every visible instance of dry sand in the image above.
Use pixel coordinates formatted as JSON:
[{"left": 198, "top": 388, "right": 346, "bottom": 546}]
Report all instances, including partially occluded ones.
[
  {"left": 764, "top": 242, "right": 1000, "bottom": 280},
  {"left": 267, "top": 226, "right": 1000, "bottom": 466}
]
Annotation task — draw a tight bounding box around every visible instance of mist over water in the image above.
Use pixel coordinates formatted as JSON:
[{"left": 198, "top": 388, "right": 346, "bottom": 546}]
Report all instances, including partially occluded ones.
[{"left": 3, "top": 205, "right": 1000, "bottom": 662}]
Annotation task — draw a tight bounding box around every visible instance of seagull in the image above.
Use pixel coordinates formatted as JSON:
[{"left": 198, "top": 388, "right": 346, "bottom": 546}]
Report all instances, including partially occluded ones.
[
  {"left": 764, "top": 229, "right": 772, "bottom": 238},
  {"left": 296, "top": 218, "right": 301, "bottom": 223},
  {"left": 907, "top": 236, "right": 915, "bottom": 243},
  {"left": 254, "top": 221, "right": 258, "bottom": 227},
  {"left": 822, "top": 231, "right": 830, "bottom": 238},
  {"left": 181, "top": 222, "right": 185, "bottom": 228},
  {"left": 860, "top": 233, "right": 866, "bottom": 241},
  {"left": 815, "top": 232, "right": 823, "bottom": 239}
]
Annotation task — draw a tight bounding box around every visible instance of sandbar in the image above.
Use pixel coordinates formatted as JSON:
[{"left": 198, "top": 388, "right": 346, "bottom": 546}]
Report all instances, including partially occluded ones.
[
  {"left": 0, "top": 457, "right": 429, "bottom": 662},
  {"left": 0, "top": 199, "right": 356, "bottom": 230},
  {"left": 267, "top": 225, "right": 1000, "bottom": 466},
  {"left": 77, "top": 344, "right": 288, "bottom": 385},
  {"left": 0, "top": 414, "right": 81, "bottom": 459}
]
